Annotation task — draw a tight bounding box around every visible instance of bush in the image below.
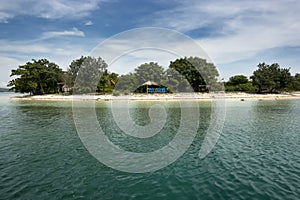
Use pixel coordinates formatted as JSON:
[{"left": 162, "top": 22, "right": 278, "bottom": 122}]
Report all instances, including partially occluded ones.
[
  {"left": 123, "top": 90, "right": 130, "bottom": 95},
  {"left": 112, "top": 90, "right": 120, "bottom": 96},
  {"left": 225, "top": 82, "right": 257, "bottom": 93}
]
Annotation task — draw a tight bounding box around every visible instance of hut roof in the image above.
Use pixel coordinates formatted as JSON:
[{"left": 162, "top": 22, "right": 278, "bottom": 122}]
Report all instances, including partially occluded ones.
[{"left": 141, "top": 81, "right": 159, "bottom": 86}]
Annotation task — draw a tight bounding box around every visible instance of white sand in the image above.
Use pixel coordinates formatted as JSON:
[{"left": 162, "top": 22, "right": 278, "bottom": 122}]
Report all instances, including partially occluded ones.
[{"left": 10, "top": 92, "right": 300, "bottom": 101}]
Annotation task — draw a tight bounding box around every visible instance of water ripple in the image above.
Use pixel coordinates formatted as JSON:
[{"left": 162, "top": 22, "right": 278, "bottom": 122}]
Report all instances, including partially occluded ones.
[{"left": 0, "top": 97, "right": 300, "bottom": 199}]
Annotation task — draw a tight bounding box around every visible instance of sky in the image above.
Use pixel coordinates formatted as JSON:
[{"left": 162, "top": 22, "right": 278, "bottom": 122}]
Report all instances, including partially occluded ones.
[{"left": 1, "top": 0, "right": 300, "bottom": 87}]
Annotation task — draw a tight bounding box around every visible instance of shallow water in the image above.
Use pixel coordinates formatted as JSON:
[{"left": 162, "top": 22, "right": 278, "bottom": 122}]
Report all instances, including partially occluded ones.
[{"left": 0, "top": 93, "right": 299, "bottom": 199}]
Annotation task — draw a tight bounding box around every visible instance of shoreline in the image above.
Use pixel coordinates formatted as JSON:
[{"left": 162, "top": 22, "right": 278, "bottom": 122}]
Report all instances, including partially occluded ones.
[{"left": 10, "top": 92, "right": 300, "bottom": 102}]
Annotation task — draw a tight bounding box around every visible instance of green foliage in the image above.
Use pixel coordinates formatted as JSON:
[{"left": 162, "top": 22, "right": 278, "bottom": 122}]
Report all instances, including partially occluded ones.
[
  {"left": 67, "top": 56, "right": 85, "bottom": 87},
  {"left": 73, "top": 56, "right": 108, "bottom": 94},
  {"left": 225, "top": 75, "right": 256, "bottom": 92},
  {"left": 0, "top": 88, "right": 9, "bottom": 92},
  {"left": 97, "top": 70, "right": 119, "bottom": 93},
  {"left": 289, "top": 73, "right": 300, "bottom": 91},
  {"left": 225, "top": 82, "right": 256, "bottom": 92},
  {"left": 113, "top": 73, "right": 137, "bottom": 92},
  {"left": 169, "top": 57, "right": 220, "bottom": 92},
  {"left": 8, "top": 59, "right": 63, "bottom": 95},
  {"left": 8, "top": 56, "right": 299, "bottom": 96},
  {"left": 112, "top": 90, "right": 121, "bottom": 96},
  {"left": 123, "top": 90, "right": 131, "bottom": 95},
  {"left": 115, "top": 63, "right": 166, "bottom": 93},
  {"left": 134, "top": 62, "right": 165, "bottom": 85},
  {"left": 163, "top": 68, "right": 190, "bottom": 92},
  {"left": 115, "top": 58, "right": 221, "bottom": 93},
  {"left": 227, "top": 75, "right": 248, "bottom": 85},
  {"left": 250, "top": 63, "right": 292, "bottom": 93}
]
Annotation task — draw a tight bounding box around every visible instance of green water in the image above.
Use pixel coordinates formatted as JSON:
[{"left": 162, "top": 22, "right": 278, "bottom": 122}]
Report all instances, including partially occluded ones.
[{"left": 0, "top": 93, "right": 300, "bottom": 199}]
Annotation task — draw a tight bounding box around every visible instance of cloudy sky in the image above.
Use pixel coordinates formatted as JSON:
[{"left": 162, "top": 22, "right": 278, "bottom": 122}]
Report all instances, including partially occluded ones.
[{"left": 1, "top": 0, "right": 300, "bottom": 87}]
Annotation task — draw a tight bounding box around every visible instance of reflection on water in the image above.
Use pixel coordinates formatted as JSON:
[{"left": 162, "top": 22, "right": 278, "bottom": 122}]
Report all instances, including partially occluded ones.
[{"left": 0, "top": 93, "right": 300, "bottom": 199}]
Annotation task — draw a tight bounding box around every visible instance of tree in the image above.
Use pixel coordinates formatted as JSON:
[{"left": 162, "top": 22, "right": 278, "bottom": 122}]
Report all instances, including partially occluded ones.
[
  {"left": 73, "top": 56, "right": 108, "bottom": 94},
  {"left": 279, "top": 68, "right": 293, "bottom": 91},
  {"left": 108, "top": 72, "right": 119, "bottom": 91},
  {"left": 290, "top": 73, "right": 300, "bottom": 91},
  {"left": 8, "top": 59, "right": 63, "bottom": 95},
  {"left": 44, "top": 61, "right": 64, "bottom": 94},
  {"left": 97, "top": 70, "right": 119, "bottom": 93},
  {"left": 62, "top": 72, "right": 73, "bottom": 90},
  {"left": 250, "top": 63, "right": 292, "bottom": 93},
  {"left": 0, "top": 88, "right": 9, "bottom": 92},
  {"left": 225, "top": 82, "right": 256, "bottom": 92},
  {"left": 163, "top": 68, "right": 190, "bottom": 92},
  {"left": 227, "top": 75, "right": 249, "bottom": 85},
  {"left": 114, "top": 73, "right": 137, "bottom": 92},
  {"left": 67, "top": 56, "right": 85, "bottom": 87},
  {"left": 225, "top": 75, "right": 256, "bottom": 92},
  {"left": 169, "top": 57, "right": 220, "bottom": 92},
  {"left": 134, "top": 62, "right": 165, "bottom": 85}
]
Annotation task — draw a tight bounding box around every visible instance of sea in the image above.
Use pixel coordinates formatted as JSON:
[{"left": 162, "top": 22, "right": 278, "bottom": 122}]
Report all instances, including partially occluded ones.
[{"left": 0, "top": 92, "right": 299, "bottom": 199}]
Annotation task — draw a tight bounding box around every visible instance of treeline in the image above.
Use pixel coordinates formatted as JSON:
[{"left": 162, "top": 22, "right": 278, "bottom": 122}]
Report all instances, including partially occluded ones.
[
  {"left": 8, "top": 57, "right": 115, "bottom": 95},
  {"left": 8, "top": 59, "right": 63, "bottom": 95},
  {"left": 226, "top": 63, "right": 300, "bottom": 93},
  {"left": 8, "top": 56, "right": 300, "bottom": 95},
  {"left": 0, "top": 88, "right": 9, "bottom": 92},
  {"left": 8, "top": 56, "right": 221, "bottom": 95},
  {"left": 116, "top": 57, "right": 221, "bottom": 93}
]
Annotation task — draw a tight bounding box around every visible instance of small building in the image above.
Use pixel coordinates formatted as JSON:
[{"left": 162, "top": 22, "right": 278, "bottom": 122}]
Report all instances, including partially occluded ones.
[
  {"left": 62, "top": 84, "right": 71, "bottom": 93},
  {"left": 135, "top": 81, "right": 168, "bottom": 93}
]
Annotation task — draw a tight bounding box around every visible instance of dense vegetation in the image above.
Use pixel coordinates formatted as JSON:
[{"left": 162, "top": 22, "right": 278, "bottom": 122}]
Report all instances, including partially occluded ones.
[
  {"left": 8, "top": 59, "right": 63, "bottom": 95},
  {"left": 8, "top": 56, "right": 300, "bottom": 95},
  {"left": 0, "top": 88, "right": 9, "bottom": 92},
  {"left": 225, "top": 75, "right": 256, "bottom": 92},
  {"left": 116, "top": 57, "right": 221, "bottom": 93},
  {"left": 226, "top": 63, "right": 300, "bottom": 93}
]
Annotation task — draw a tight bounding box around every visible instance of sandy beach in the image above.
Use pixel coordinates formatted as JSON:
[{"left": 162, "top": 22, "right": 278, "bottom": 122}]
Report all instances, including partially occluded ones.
[{"left": 10, "top": 92, "right": 300, "bottom": 101}]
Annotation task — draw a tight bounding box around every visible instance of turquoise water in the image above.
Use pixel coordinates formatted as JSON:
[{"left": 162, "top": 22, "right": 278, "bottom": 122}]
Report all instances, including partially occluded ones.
[{"left": 0, "top": 93, "right": 300, "bottom": 199}]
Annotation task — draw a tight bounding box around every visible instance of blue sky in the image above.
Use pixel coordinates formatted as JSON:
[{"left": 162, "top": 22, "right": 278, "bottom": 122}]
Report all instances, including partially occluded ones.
[{"left": 1, "top": 0, "right": 300, "bottom": 87}]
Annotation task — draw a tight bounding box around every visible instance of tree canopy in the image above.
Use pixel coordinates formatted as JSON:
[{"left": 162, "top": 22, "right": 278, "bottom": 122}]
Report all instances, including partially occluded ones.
[
  {"left": 67, "top": 56, "right": 85, "bottom": 88},
  {"left": 250, "top": 63, "right": 292, "bottom": 93},
  {"left": 97, "top": 70, "right": 119, "bottom": 93},
  {"left": 225, "top": 75, "right": 256, "bottom": 92},
  {"left": 291, "top": 73, "right": 300, "bottom": 91},
  {"left": 8, "top": 59, "right": 63, "bottom": 95},
  {"left": 73, "top": 56, "right": 108, "bottom": 94},
  {"left": 163, "top": 68, "right": 190, "bottom": 92},
  {"left": 227, "top": 75, "right": 249, "bottom": 85},
  {"left": 114, "top": 58, "right": 221, "bottom": 93},
  {"left": 134, "top": 62, "right": 165, "bottom": 85},
  {"left": 169, "top": 57, "right": 220, "bottom": 92},
  {"left": 115, "top": 73, "right": 138, "bottom": 93},
  {"left": 7, "top": 57, "right": 300, "bottom": 95}
]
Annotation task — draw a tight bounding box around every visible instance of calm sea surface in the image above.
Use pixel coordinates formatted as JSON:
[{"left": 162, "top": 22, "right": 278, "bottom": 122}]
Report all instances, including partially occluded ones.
[{"left": 0, "top": 93, "right": 299, "bottom": 199}]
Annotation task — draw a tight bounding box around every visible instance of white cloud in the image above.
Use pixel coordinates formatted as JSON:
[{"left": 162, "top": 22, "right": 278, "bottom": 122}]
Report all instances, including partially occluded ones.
[
  {"left": 154, "top": 0, "right": 297, "bottom": 32},
  {"left": 1, "top": 0, "right": 299, "bottom": 83},
  {"left": 89, "top": 28, "right": 211, "bottom": 74},
  {"left": 0, "top": 40, "right": 50, "bottom": 54},
  {"left": 0, "top": 56, "right": 24, "bottom": 85},
  {"left": 85, "top": 20, "right": 93, "bottom": 26},
  {"left": 0, "top": 39, "right": 86, "bottom": 56},
  {"left": 153, "top": 0, "right": 300, "bottom": 66},
  {"left": 0, "top": 12, "right": 11, "bottom": 23},
  {"left": 0, "top": 36, "right": 92, "bottom": 84},
  {"left": 41, "top": 28, "right": 85, "bottom": 39},
  {"left": 198, "top": 17, "right": 300, "bottom": 65},
  {"left": 0, "top": 0, "right": 108, "bottom": 22}
]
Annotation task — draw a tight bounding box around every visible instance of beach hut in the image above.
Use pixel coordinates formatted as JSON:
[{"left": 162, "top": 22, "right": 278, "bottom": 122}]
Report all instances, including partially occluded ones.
[
  {"left": 62, "top": 84, "right": 71, "bottom": 93},
  {"left": 139, "top": 81, "right": 167, "bottom": 93}
]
